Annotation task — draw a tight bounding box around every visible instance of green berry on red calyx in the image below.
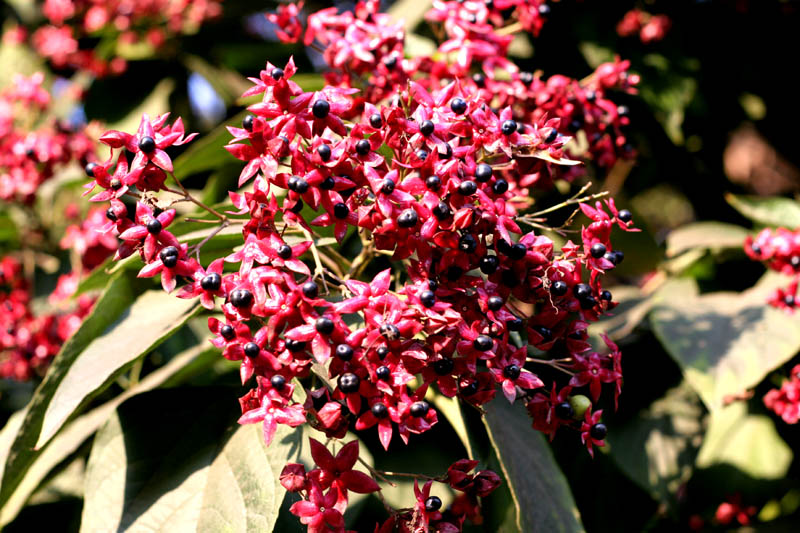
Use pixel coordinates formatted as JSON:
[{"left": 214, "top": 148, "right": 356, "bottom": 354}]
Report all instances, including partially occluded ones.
[
  {"left": 433, "top": 202, "right": 452, "bottom": 220},
  {"left": 473, "top": 335, "right": 493, "bottom": 351},
  {"left": 509, "top": 243, "right": 527, "bottom": 260},
  {"left": 459, "top": 234, "right": 477, "bottom": 253},
  {"left": 315, "top": 317, "right": 335, "bottom": 335},
  {"left": 425, "top": 496, "right": 442, "bottom": 512},
  {"left": 335, "top": 344, "right": 353, "bottom": 361},
  {"left": 376, "top": 346, "right": 390, "bottom": 359},
  {"left": 220, "top": 325, "right": 235, "bottom": 340},
  {"left": 147, "top": 219, "right": 162, "bottom": 234},
  {"left": 417, "top": 149, "right": 429, "bottom": 161},
  {"left": 277, "top": 244, "right": 292, "bottom": 259},
  {"left": 271, "top": 68, "right": 284, "bottom": 80},
  {"left": 286, "top": 339, "right": 306, "bottom": 352},
  {"left": 555, "top": 401, "right": 574, "bottom": 419},
  {"left": 501, "top": 120, "right": 517, "bottom": 136},
  {"left": 544, "top": 128, "right": 558, "bottom": 143},
  {"left": 507, "top": 316, "right": 524, "bottom": 331},
  {"left": 420, "top": 120, "right": 435, "bottom": 136},
  {"left": 201, "top": 273, "right": 222, "bottom": 291},
  {"left": 333, "top": 202, "right": 349, "bottom": 219},
  {"left": 244, "top": 342, "right": 260, "bottom": 359},
  {"left": 503, "top": 364, "right": 521, "bottom": 380},
  {"left": 590, "top": 423, "right": 607, "bottom": 440},
  {"left": 480, "top": 255, "right": 499, "bottom": 274},
  {"left": 356, "top": 139, "right": 371, "bottom": 156},
  {"left": 380, "top": 323, "right": 400, "bottom": 340},
  {"left": 475, "top": 163, "right": 493, "bottom": 182},
  {"left": 600, "top": 290, "right": 613, "bottom": 301},
  {"left": 381, "top": 179, "right": 395, "bottom": 194},
  {"left": 458, "top": 180, "right": 477, "bottom": 195},
  {"left": 433, "top": 358, "right": 454, "bottom": 375},
  {"left": 488, "top": 295, "right": 504, "bottom": 311},
  {"left": 312, "top": 99, "right": 330, "bottom": 118},
  {"left": 231, "top": 289, "right": 253, "bottom": 308},
  {"left": 105, "top": 208, "right": 117, "bottom": 221},
  {"left": 492, "top": 179, "right": 509, "bottom": 194},
  {"left": 617, "top": 209, "right": 632, "bottom": 222},
  {"left": 320, "top": 176, "right": 335, "bottom": 190},
  {"left": 569, "top": 395, "right": 592, "bottom": 420},
  {"left": 420, "top": 290, "right": 436, "bottom": 308},
  {"left": 338, "top": 372, "right": 360, "bottom": 393},
  {"left": 590, "top": 243, "right": 606, "bottom": 258},
  {"left": 369, "top": 113, "right": 383, "bottom": 128},
  {"left": 371, "top": 403, "right": 388, "bottom": 418},
  {"left": 159, "top": 246, "right": 179, "bottom": 268},
  {"left": 302, "top": 281, "right": 319, "bottom": 299},
  {"left": 450, "top": 97, "right": 467, "bottom": 115},
  {"left": 376, "top": 366, "right": 391, "bottom": 380},
  {"left": 573, "top": 283, "right": 592, "bottom": 299},
  {"left": 271, "top": 374, "right": 286, "bottom": 390},
  {"left": 288, "top": 176, "right": 309, "bottom": 194},
  {"left": 398, "top": 208, "right": 418, "bottom": 228},
  {"left": 426, "top": 176, "right": 441, "bottom": 190},
  {"left": 242, "top": 114, "right": 254, "bottom": 131},
  {"left": 85, "top": 162, "right": 98, "bottom": 177},
  {"left": 550, "top": 280, "right": 568, "bottom": 296},
  {"left": 317, "top": 144, "right": 331, "bottom": 161},
  {"left": 410, "top": 400, "right": 430, "bottom": 417},
  {"left": 138, "top": 136, "right": 156, "bottom": 153}
]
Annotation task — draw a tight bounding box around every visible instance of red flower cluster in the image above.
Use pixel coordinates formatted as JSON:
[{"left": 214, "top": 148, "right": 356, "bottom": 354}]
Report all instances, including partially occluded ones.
[
  {"left": 0, "top": 256, "right": 95, "bottom": 380},
  {"left": 745, "top": 227, "right": 800, "bottom": 311},
  {"left": 20, "top": 0, "right": 223, "bottom": 76},
  {"left": 616, "top": 9, "right": 671, "bottom": 44},
  {"left": 0, "top": 72, "right": 94, "bottom": 204},
  {"left": 75, "top": 1, "right": 641, "bottom": 530},
  {"left": 764, "top": 364, "right": 800, "bottom": 424}
]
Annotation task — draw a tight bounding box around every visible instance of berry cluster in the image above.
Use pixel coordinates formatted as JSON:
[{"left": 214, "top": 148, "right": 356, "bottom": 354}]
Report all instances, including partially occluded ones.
[
  {"left": 18, "top": 0, "right": 223, "bottom": 76},
  {"left": 616, "top": 9, "right": 671, "bottom": 44},
  {"left": 745, "top": 227, "right": 800, "bottom": 311},
  {"left": 0, "top": 72, "right": 94, "bottom": 204},
  {"left": 763, "top": 364, "right": 800, "bottom": 424},
  {"left": 75, "top": 1, "right": 640, "bottom": 530}
]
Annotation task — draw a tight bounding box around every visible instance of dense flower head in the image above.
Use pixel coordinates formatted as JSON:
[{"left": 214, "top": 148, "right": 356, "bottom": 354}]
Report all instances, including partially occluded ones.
[
  {"left": 617, "top": 9, "right": 671, "bottom": 44},
  {"left": 763, "top": 364, "right": 800, "bottom": 424},
  {"left": 745, "top": 227, "right": 800, "bottom": 311},
  {"left": 70, "top": 1, "right": 643, "bottom": 530}
]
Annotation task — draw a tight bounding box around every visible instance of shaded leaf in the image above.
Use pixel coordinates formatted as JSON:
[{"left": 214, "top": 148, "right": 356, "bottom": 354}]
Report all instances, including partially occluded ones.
[
  {"left": 650, "top": 273, "right": 800, "bottom": 411},
  {"left": 106, "top": 78, "right": 175, "bottom": 136},
  {"left": 665, "top": 222, "right": 749, "bottom": 258},
  {"left": 483, "top": 397, "right": 584, "bottom": 533},
  {"left": 607, "top": 382, "right": 706, "bottom": 510},
  {"left": 80, "top": 388, "right": 299, "bottom": 533},
  {"left": 696, "top": 401, "right": 792, "bottom": 480},
  {"left": 725, "top": 193, "right": 800, "bottom": 228},
  {"left": 172, "top": 111, "right": 247, "bottom": 178}
]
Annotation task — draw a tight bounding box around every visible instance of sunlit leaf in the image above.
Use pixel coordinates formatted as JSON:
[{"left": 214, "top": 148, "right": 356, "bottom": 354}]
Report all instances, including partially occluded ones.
[{"left": 725, "top": 193, "right": 800, "bottom": 228}]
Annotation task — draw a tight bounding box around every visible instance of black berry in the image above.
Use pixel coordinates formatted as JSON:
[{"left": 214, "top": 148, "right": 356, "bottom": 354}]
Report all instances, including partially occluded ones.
[
  {"left": 138, "top": 136, "right": 155, "bottom": 153},
  {"left": 450, "top": 97, "right": 467, "bottom": 115},
  {"left": 147, "top": 219, "right": 162, "bottom": 234},
  {"left": 371, "top": 403, "right": 388, "bottom": 418},
  {"left": 312, "top": 99, "right": 330, "bottom": 119},
  {"left": 201, "top": 273, "right": 222, "bottom": 291},
  {"left": 503, "top": 364, "right": 521, "bottom": 380},
  {"left": 333, "top": 203, "right": 349, "bottom": 219},
  {"left": 501, "top": 120, "right": 517, "bottom": 136},
  {"left": 338, "top": 373, "right": 360, "bottom": 393},
  {"left": 590, "top": 243, "right": 607, "bottom": 258},
  {"left": 410, "top": 400, "right": 430, "bottom": 418},
  {"left": 277, "top": 244, "right": 292, "bottom": 259},
  {"left": 376, "top": 365, "right": 391, "bottom": 380},
  {"left": 473, "top": 335, "right": 493, "bottom": 351},
  {"left": 315, "top": 317, "right": 335, "bottom": 335},
  {"left": 617, "top": 209, "right": 632, "bottom": 223},
  {"left": 458, "top": 180, "right": 477, "bottom": 195},
  {"left": 590, "top": 423, "right": 607, "bottom": 440},
  {"left": 356, "top": 139, "right": 371, "bottom": 156},
  {"left": 398, "top": 208, "right": 418, "bottom": 228},
  {"left": 420, "top": 290, "right": 436, "bottom": 308},
  {"left": 433, "top": 358, "right": 454, "bottom": 375},
  {"left": 550, "top": 280, "right": 568, "bottom": 296},
  {"left": 335, "top": 344, "right": 353, "bottom": 361},
  {"left": 369, "top": 113, "right": 383, "bottom": 128},
  {"left": 317, "top": 144, "right": 331, "bottom": 161},
  {"left": 488, "top": 295, "right": 504, "bottom": 311},
  {"left": 271, "top": 374, "right": 286, "bottom": 390},
  {"left": 302, "top": 281, "right": 319, "bottom": 299},
  {"left": 242, "top": 114, "right": 254, "bottom": 131},
  {"left": 230, "top": 289, "right": 253, "bottom": 308},
  {"left": 420, "top": 120, "right": 435, "bottom": 136},
  {"left": 479, "top": 255, "right": 499, "bottom": 274},
  {"left": 475, "top": 163, "right": 493, "bottom": 182},
  {"left": 425, "top": 496, "right": 442, "bottom": 512},
  {"left": 244, "top": 342, "right": 260, "bottom": 359}
]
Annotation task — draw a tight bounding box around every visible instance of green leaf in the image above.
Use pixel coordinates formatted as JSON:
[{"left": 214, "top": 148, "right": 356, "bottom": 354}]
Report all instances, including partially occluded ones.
[
  {"left": 650, "top": 273, "right": 800, "bottom": 411},
  {"left": 725, "top": 193, "right": 800, "bottom": 228},
  {"left": 106, "top": 78, "right": 175, "bottom": 135},
  {"left": 483, "top": 397, "right": 584, "bottom": 533},
  {"left": 172, "top": 111, "right": 246, "bottom": 178},
  {"left": 696, "top": 401, "right": 792, "bottom": 480},
  {"left": 387, "top": 0, "right": 432, "bottom": 31},
  {"left": 80, "top": 388, "right": 300, "bottom": 533},
  {"left": 36, "top": 289, "right": 199, "bottom": 448},
  {"left": 0, "top": 273, "right": 135, "bottom": 511},
  {"left": 607, "top": 382, "right": 706, "bottom": 510},
  {"left": 0, "top": 344, "right": 209, "bottom": 527},
  {"left": 665, "top": 222, "right": 750, "bottom": 258}
]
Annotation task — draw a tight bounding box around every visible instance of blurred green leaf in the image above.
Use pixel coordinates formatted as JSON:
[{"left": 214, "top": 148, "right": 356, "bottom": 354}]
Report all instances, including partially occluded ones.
[
  {"left": 608, "top": 382, "right": 706, "bottom": 510},
  {"left": 666, "top": 222, "right": 749, "bottom": 258},
  {"left": 725, "top": 193, "right": 800, "bottom": 228},
  {"left": 650, "top": 272, "right": 800, "bottom": 411},
  {"left": 696, "top": 401, "right": 792, "bottom": 480},
  {"left": 388, "top": 0, "right": 432, "bottom": 31},
  {"left": 483, "top": 397, "right": 584, "bottom": 533},
  {"left": 81, "top": 388, "right": 299, "bottom": 533},
  {"left": 172, "top": 111, "right": 246, "bottom": 178}
]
